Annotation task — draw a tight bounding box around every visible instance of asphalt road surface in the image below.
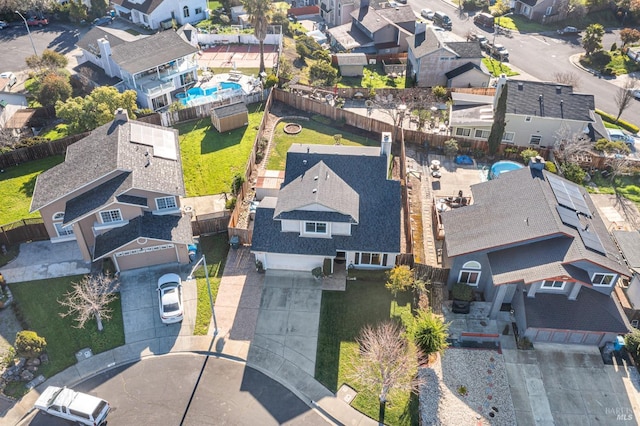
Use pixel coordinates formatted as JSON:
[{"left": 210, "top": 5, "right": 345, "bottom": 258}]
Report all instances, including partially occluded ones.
[{"left": 24, "top": 354, "right": 330, "bottom": 426}]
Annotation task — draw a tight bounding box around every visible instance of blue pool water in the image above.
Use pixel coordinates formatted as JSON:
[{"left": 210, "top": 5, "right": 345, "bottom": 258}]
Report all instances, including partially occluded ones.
[
  {"left": 489, "top": 160, "right": 524, "bottom": 179},
  {"left": 177, "top": 82, "right": 243, "bottom": 105}
]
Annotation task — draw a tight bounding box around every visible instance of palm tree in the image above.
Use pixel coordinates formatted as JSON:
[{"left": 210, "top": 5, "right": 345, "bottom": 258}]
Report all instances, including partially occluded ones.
[{"left": 242, "top": 0, "right": 271, "bottom": 75}]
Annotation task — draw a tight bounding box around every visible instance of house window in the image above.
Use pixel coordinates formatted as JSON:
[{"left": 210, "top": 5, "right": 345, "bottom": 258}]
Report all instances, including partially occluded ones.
[
  {"left": 156, "top": 196, "right": 177, "bottom": 210},
  {"left": 355, "top": 252, "right": 385, "bottom": 265},
  {"left": 305, "top": 222, "right": 328, "bottom": 234},
  {"left": 530, "top": 135, "right": 542, "bottom": 145},
  {"left": 143, "top": 14, "right": 148, "bottom": 24},
  {"left": 502, "top": 132, "right": 515, "bottom": 143},
  {"left": 183, "top": 6, "right": 190, "bottom": 18},
  {"left": 545, "top": 6, "right": 552, "bottom": 15},
  {"left": 52, "top": 212, "right": 65, "bottom": 221},
  {"left": 54, "top": 222, "right": 74, "bottom": 237},
  {"left": 100, "top": 209, "right": 122, "bottom": 223},
  {"left": 458, "top": 261, "right": 481, "bottom": 286},
  {"left": 542, "top": 280, "right": 565, "bottom": 290},
  {"left": 152, "top": 94, "right": 168, "bottom": 110},
  {"left": 592, "top": 273, "right": 616, "bottom": 286},
  {"left": 195, "top": 7, "right": 203, "bottom": 14},
  {"left": 180, "top": 72, "right": 195, "bottom": 86},
  {"left": 455, "top": 128, "right": 471, "bottom": 137},
  {"left": 474, "top": 129, "right": 490, "bottom": 139},
  {"left": 525, "top": 116, "right": 532, "bottom": 122}
]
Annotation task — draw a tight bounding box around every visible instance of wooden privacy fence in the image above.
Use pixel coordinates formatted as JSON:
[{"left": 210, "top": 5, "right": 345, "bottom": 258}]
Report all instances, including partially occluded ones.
[
  {"left": 0, "top": 218, "right": 48, "bottom": 247},
  {"left": 0, "top": 132, "right": 89, "bottom": 169},
  {"left": 191, "top": 211, "right": 231, "bottom": 236}
]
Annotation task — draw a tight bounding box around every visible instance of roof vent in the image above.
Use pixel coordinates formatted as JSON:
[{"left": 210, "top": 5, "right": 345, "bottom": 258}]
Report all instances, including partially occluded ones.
[
  {"left": 556, "top": 86, "right": 562, "bottom": 94},
  {"left": 303, "top": 159, "right": 307, "bottom": 165},
  {"left": 518, "top": 82, "right": 524, "bottom": 91},
  {"left": 312, "top": 188, "right": 317, "bottom": 193},
  {"left": 314, "top": 175, "right": 319, "bottom": 180}
]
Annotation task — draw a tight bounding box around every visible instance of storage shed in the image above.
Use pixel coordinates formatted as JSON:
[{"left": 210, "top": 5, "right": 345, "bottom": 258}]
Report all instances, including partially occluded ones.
[
  {"left": 210, "top": 103, "right": 249, "bottom": 133},
  {"left": 335, "top": 53, "right": 368, "bottom": 77}
]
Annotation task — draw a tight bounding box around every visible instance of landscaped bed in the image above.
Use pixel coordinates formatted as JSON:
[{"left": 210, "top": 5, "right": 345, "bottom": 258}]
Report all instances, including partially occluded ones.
[
  {"left": 315, "top": 270, "right": 418, "bottom": 425},
  {"left": 193, "top": 234, "right": 229, "bottom": 335}
]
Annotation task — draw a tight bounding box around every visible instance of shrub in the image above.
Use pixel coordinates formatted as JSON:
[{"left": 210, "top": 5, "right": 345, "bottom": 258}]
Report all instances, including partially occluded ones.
[
  {"left": 264, "top": 73, "right": 279, "bottom": 88},
  {"left": 545, "top": 161, "right": 557, "bottom": 173},
  {"left": 311, "top": 266, "right": 323, "bottom": 278},
  {"left": 410, "top": 309, "right": 449, "bottom": 355},
  {"left": 560, "top": 162, "right": 586, "bottom": 184},
  {"left": 444, "top": 138, "right": 459, "bottom": 157},
  {"left": 625, "top": 329, "right": 640, "bottom": 360},
  {"left": 14, "top": 331, "right": 47, "bottom": 359},
  {"left": 231, "top": 174, "right": 244, "bottom": 195},
  {"left": 520, "top": 148, "right": 539, "bottom": 164},
  {"left": 385, "top": 265, "right": 414, "bottom": 297},
  {"left": 452, "top": 283, "right": 474, "bottom": 301},
  {"left": 432, "top": 86, "right": 448, "bottom": 101},
  {"left": 225, "top": 196, "right": 236, "bottom": 210},
  {"left": 595, "top": 109, "right": 640, "bottom": 133}
]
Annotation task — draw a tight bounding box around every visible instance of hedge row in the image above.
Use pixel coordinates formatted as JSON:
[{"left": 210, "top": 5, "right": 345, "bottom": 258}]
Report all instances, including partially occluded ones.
[{"left": 595, "top": 109, "right": 640, "bottom": 134}]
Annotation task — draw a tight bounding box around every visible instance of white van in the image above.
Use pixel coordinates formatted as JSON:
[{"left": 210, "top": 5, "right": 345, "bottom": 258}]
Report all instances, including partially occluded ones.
[
  {"left": 0, "top": 72, "right": 17, "bottom": 88},
  {"left": 35, "top": 386, "right": 110, "bottom": 426}
]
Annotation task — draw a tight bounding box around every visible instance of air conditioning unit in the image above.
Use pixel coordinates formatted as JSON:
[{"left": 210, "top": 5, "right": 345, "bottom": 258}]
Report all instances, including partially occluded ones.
[{"left": 369, "top": 59, "right": 376, "bottom": 65}]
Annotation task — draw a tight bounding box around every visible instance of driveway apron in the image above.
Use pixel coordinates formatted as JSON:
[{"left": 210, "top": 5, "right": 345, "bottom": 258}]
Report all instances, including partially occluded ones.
[{"left": 248, "top": 271, "right": 324, "bottom": 393}]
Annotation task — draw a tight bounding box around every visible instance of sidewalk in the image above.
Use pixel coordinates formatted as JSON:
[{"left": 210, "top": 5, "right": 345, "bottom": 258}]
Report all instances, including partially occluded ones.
[{"left": 2, "top": 246, "right": 375, "bottom": 426}]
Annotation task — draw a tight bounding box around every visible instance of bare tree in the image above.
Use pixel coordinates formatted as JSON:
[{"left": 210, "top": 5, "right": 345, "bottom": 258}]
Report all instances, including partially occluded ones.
[
  {"left": 553, "top": 124, "right": 594, "bottom": 165},
  {"left": 614, "top": 78, "right": 637, "bottom": 121},
  {"left": 349, "top": 321, "right": 423, "bottom": 422},
  {"left": 552, "top": 71, "right": 581, "bottom": 89},
  {"left": 58, "top": 274, "right": 119, "bottom": 332},
  {"left": 606, "top": 156, "right": 632, "bottom": 184}
]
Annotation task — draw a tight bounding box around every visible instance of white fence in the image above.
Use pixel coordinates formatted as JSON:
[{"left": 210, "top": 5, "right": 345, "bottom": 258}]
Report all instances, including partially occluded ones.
[{"left": 195, "top": 33, "right": 283, "bottom": 47}]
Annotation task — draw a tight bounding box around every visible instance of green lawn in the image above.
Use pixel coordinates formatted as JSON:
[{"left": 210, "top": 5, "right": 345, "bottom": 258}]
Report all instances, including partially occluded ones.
[
  {"left": 176, "top": 103, "right": 264, "bottom": 196},
  {"left": 338, "top": 65, "right": 407, "bottom": 89},
  {"left": 587, "top": 172, "right": 640, "bottom": 204},
  {"left": 41, "top": 124, "right": 69, "bottom": 141},
  {"left": 0, "top": 156, "right": 64, "bottom": 225},
  {"left": 8, "top": 276, "right": 124, "bottom": 395},
  {"left": 580, "top": 50, "right": 640, "bottom": 76},
  {"left": 193, "top": 234, "right": 229, "bottom": 335},
  {"left": 482, "top": 57, "right": 519, "bottom": 77},
  {"left": 267, "top": 118, "right": 379, "bottom": 170},
  {"left": 315, "top": 270, "right": 418, "bottom": 425}
]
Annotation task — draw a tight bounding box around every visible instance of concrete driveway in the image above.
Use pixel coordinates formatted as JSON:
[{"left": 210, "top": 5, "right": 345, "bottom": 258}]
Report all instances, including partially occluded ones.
[
  {"left": 118, "top": 264, "right": 196, "bottom": 349},
  {"left": 504, "top": 343, "right": 640, "bottom": 425}
]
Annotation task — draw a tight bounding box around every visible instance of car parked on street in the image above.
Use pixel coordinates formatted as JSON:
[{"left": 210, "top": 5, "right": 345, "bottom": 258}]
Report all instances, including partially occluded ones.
[
  {"left": 557, "top": 26, "right": 578, "bottom": 35},
  {"left": 26, "top": 17, "right": 48, "bottom": 26},
  {"left": 629, "top": 89, "right": 640, "bottom": 100},
  {"left": 607, "top": 128, "right": 635, "bottom": 146},
  {"left": 157, "top": 273, "right": 183, "bottom": 324},
  {"left": 473, "top": 12, "right": 495, "bottom": 29},
  {"left": 91, "top": 16, "right": 114, "bottom": 27},
  {"left": 421, "top": 8, "right": 434, "bottom": 20},
  {"left": 490, "top": 43, "right": 509, "bottom": 61},
  {"left": 0, "top": 21, "right": 8, "bottom": 30},
  {"left": 34, "top": 386, "right": 110, "bottom": 426},
  {"left": 468, "top": 33, "right": 489, "bottom": 51}
]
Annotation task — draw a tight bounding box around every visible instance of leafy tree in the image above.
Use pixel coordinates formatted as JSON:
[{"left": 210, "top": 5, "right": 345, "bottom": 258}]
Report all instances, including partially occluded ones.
[
  {"left": 37, "top": 73, "right": 72, "bottom": 109},
  {"left": 594, "top": 138, "right": 631, "bottom": 154},
  {"left": 560, "top": 162, "right": 586, "bottom": 184},
  {"left": 624, "top": 328, "right": 640, "bottom": 360},
  {"left": 296, "top": 41, "right": 311, "bottom": 59},
  {"left": 26, "top": 49, "right": 69, "bottom": 75},
  {"left": 242, "top": 0, "right": 272, "bottom": 74},
  {"left": 312, "top": 49, "right": 331, "bottom": 62},
  {"left": 67, "top": 0, "right": 89, "bottom": 22},
  {"left": 58, "top": 274, "right": 120, "bottom": 331},
  {"left": 443, "top": 138, "right": 459, "bottom": 157},
  {"left": 487, "top": 82, "right": 507, "bottom": 156},
  {"left": 270, "top": 11, "right": 290, "bottom": 36},
  {"left": 520, "top": 148, "right": 539, "bottom": 164},
  {"left": 490, "top": 0, "right": 511, "bottom": 16},
  {"left": 90, "top": 0, "right": 109, "bottom": 18},
  {"left": 55, "top": 86, "right": 138, "bottom": 134},
  {"left": 385, "top": 265, "right": 414, "bottom": 297},
  {"left": 409, "top": 309, "right": 449, "bottom": 355},
  {"left": 452, "top": 282, "right": 474, "bottom": 301},
  {"left": 620, "top": 28, "right": 640, "bottom": 47},
  {"left": 309, "top": 61, "right": 338, "bottom": 86},
  {"left": 349, "top": 321, "right": 423, "bottom": 422},
  {"left": 14, "top": 331, "right": 47, "bottom": 359},
  {"left": 582, "top": 24, "right": 605, "bottom": 56},
  {"left": 431, "top": 86, "right": 447, "bottom": 101}
]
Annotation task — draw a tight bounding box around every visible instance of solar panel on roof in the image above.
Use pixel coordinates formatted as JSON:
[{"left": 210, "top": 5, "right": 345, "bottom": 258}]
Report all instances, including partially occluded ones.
[
  {"left": 129, "top": 123, "right": 177, "bottom": 160},
  {"left": 556, "top": 205, "right": 580, "bottom": 229},
  {"left": 563, "top": 181, "right": 591, "bottom": 216},
  {"left": 547, "top": 174, "right": 591, "bottom": 216},
  {"left": 578, "top": 226, "right": 606, "bottom": 255}
]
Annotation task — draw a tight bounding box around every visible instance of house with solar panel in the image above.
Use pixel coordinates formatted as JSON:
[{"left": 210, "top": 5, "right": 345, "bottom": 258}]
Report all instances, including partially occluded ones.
[
  {"left": 29, "top": 109, "right": 193, "bottom": 272},
  {"left": 441, "top": 158, "right": 630, "bottom": 345},
  {"left": 251, "top": 137, "right": 401, "bottom": 272}
]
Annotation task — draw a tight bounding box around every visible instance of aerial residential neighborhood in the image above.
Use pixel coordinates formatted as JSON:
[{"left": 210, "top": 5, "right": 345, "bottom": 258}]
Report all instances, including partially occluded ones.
[{"left": 0, "top": 0, "right": 640, "bottom": 424}]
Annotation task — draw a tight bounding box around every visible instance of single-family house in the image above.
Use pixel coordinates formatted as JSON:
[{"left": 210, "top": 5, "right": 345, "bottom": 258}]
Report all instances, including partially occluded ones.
[
  {"left": 328, "top": 1, "right": 415, "bottom": 53},
  {"left": 442, "top": 160, "right": 630, "bottom": 345},
  {"left": 0, "top": 92, "right": 33, "bottom": 136},
  {"left": 320, "top": 0, "right": 355, "bottom": 28},
  {"left": 29, "top": 109, "right": 193, "bottom": 272},
  {"left": 449, "top": 76, "right": 609, "bottom": 148},
  {"left": 77, "top": 28, "right": 199, "bottom": 111},
  {"left": 512, "top": 0, "right": 569, "bottom": 23},
  {"left": 251, "top": 136, "right": 401, "bottom": 272},
  {"left": 407, "top": 26, "right": 489, "bottom": 88},
  {"left": 335, "top": 53, "right": 368, "bottom": 76},
  {"left": 612, "top": 230, "right": 640, "bottom": 327},
  {"left": 111, "top": 0, "right": 208, "bottom": 30}
]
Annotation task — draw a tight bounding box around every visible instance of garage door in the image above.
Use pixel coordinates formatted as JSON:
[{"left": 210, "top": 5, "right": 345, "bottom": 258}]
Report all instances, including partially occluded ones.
[
  {"left": 265, "top": 253, "right": 324, "bottom": 271},
  {"left": 115, "top": 244, "right": 178, "bottom": 271},
  {"left": 531, "top": 328, "right": 604, "bottom": 345}
]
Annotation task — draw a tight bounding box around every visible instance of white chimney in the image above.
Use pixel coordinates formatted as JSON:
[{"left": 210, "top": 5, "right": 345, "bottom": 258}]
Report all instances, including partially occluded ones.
[{"left": 114, "top": 108, "right": 129, "bottom": 123}]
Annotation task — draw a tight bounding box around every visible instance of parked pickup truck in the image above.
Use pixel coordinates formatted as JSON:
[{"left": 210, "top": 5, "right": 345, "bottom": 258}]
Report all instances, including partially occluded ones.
[
  {"left": 34, "top": 386, "right": 110, "bottom": 426},
  {"left": 489, "top": 43, "right": 509, "bottom": 61}
]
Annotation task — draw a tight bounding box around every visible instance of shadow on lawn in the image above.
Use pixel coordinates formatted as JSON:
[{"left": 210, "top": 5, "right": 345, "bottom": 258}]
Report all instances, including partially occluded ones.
[
  {"left": 19, "top": 174, "right": 38, "bottom": 198},
  {"left": 200, "top": 125, "right": 245, "bottom": 155}
]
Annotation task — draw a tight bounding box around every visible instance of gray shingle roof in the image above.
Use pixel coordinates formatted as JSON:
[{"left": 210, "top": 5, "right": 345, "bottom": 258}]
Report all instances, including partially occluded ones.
[
  {"left": 212, "top": 102, "right": 248, "bottom": 118},
  {"left": 117, "top": 194, "right": 148, "bottom": 207},
  {"left": 352, "top": 6, "right": 415, "bottom": 34},
  {"left": 336, "top": 53, "right": 368, "bottom": 66},
  {"left": 76, "top": 27, "right": 128, "bottom": 53},
  {"left": 64, "top": 173, "right": 133, "bottom": 224},
  {"left": 442, "top": 167, "right": 625, "bottom": 275},
  {"left": 111, "top": 30, "right": 198, "bottom": 75},
  {"left": 445, "top": 42, "right": 483, "bottom": 58},
  {"left": 445, "top": 62, "right": 482, "bottom": 79},
  {"left": 94, "top": 211, "right": 193, "bottom": 259},
  {"left": 30, "top": 118, "right": 185, "bottom": 213},
  {"left": 111, "top": 0, "right": 164, "bottom": 14},
  {"left": 407, "top": 28, "right": 439, "bottom": 58},
  {"left": 505, "top": 80, "right": 595, "bottom": 122},
  {"left": 274, "top": 161, "right": 359, "bottom": 223},
  {"left": 251, "top": 145, "right": 400, "bottom": 256},
  {"left": 613, "top": 230, "right": 640, "bottom": 268},
  {"left": 520, "top": 286, "right": 629, "bottom": 333}
]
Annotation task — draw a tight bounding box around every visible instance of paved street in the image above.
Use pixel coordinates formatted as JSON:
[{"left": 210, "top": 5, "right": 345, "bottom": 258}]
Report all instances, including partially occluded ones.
[{"left": 23, "top": 354, "right": 330, "bottom": 425}]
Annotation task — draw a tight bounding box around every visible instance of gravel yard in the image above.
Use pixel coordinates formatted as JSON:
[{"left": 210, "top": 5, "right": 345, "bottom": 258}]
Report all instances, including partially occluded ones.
[{"left": 421, "top": 348, "right": 515, "bottom": 425}]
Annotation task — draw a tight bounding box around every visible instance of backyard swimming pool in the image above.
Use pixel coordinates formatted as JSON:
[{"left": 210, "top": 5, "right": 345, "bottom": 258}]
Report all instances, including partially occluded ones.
[
  {"left": 489, "top": 160, "right": 524, "bottom": 180},
  {"left": 176, "top": 81, "right": 243, "bottom": 105}
]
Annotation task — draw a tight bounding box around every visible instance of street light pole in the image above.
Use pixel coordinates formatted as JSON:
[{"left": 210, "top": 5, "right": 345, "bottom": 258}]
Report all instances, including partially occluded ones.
[
  {"left": 187, "top": 254, "right": 218, "bottom": 336},
  {"left": 15, "top": 11, "right": 38, "bottom": 58}
]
